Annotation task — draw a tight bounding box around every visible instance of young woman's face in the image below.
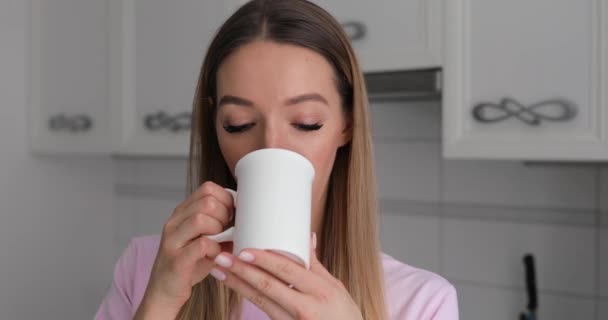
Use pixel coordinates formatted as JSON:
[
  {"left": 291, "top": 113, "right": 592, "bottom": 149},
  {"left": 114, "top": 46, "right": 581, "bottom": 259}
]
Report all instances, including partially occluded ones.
[{"left": 215, "top": 40, "right": 351, "bottom": 230}]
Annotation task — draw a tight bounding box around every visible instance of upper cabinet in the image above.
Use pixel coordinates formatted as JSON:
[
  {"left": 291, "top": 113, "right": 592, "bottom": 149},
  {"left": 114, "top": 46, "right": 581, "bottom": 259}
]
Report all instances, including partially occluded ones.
[
  {"left": 30, "top": 0, "right": 443, "bottom": 157},
  {"left": 30, "top": 0, "right": 112, "bottom": 154},
  {"left": 109, "top": 0, "right": 442, "bottom": 156},
  {"left": 443, "top": 0, "right": 608, "bottom": 161},
  {"left": 109, "top": 0, "right": 240, "bottom": 156},
  {"left": 313, "top": 0, "right": 442, "bottom": 72}
]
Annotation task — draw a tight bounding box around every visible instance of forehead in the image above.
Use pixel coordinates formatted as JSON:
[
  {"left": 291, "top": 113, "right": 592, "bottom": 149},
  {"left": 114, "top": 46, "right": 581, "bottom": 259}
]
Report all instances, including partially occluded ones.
[{"left": 216, "top": 40, "right": 339, "bottom": 104}]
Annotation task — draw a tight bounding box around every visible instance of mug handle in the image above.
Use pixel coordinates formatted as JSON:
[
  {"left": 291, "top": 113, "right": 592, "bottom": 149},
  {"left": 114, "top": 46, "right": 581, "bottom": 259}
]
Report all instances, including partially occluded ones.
[{"left": 205, "top": 188, "right": 237, "bottom": 243}]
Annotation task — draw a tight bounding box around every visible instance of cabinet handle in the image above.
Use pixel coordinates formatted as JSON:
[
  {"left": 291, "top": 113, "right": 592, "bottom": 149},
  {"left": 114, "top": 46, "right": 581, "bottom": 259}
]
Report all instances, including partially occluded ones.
[
  {"left": 519, "top": 254, "right": 538, "bottom": 320},
  {"left": 472, "top": 97, "right": 577, "bottom": 126},
  {"left": 144, "top": 111, "right": 191, "bottom": 132},
  {"left": 341, "top": 21, "right": 366, "bottom": 41},
  {"left": 48, "top": 113, "right": 93, "bottom": 133}
]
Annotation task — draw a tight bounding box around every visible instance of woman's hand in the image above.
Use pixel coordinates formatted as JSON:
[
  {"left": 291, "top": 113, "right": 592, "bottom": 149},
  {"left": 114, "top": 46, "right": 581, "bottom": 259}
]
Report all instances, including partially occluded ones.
[
  {"left": 134, "top": 181, "right": 234, "bottom": 320},
  {"left": 210, "top": 234, "right": 364, "bottom": 320}
]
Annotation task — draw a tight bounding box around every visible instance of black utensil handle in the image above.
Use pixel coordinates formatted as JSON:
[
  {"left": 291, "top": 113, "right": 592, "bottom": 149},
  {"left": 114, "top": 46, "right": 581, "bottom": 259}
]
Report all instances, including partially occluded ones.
[{"left": 523, "top": 254, "right": 538, "bottom": 311}]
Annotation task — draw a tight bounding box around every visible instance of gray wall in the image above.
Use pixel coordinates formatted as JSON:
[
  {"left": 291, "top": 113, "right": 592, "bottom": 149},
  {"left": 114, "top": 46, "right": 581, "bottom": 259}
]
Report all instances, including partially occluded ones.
[{"left": 0, "top": 1, "right": 114, "bottom": 318}]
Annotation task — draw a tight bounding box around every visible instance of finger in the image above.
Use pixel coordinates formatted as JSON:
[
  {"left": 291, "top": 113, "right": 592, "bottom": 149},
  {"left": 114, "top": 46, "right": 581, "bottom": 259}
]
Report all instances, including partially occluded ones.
[
  {"left": 166, "top": 212, "right": 224, "bottom": 250},
  {"left": 215, "top": 252, "right": 315, "bottom": 317},
  {"left": 236, "top": 249, "right": 326, "bottom": 296},
  {"left": 171, "top": 193, "right": 232, "bottom": 230},
  {"left": 211, "top": 266, "right": 294, "bottom": 320},
  {"left": 181, "top": 236, "right": 221, "bottom": 266},
  {"left": 192, "top": 257, "right": 215, "bottom": 285},
  {"left": 191, "top": 241, "right": 233, "bottom": 284},
  {"left": 184, "top": 181, "right": 234, "bottom": 213},
  {"left": 177, "top": 237, "right": 221, "bottom": 285},
  {"left": 184, "top": 195, "right": 232, "bottom": 226}
]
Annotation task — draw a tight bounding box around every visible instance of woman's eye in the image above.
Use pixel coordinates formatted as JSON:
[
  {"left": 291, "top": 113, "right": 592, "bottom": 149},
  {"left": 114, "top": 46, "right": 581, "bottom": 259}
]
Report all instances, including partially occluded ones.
[
  {"left": 294, "top": 123, "right": 323, "bottom": 131},
  {"left": 223, "top": 123, "right": 255, "bottom": 133}
]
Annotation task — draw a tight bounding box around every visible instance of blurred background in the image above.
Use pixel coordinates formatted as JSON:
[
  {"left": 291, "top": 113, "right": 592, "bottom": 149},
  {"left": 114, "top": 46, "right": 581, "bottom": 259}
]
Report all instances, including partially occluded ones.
[{"left": 1, "top": 0, "right": 607, "bottom": 319}]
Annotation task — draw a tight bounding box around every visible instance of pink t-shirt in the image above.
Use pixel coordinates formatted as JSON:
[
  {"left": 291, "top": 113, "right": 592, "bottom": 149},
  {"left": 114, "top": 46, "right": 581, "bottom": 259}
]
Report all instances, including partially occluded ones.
[{"left": 95, "top": 235, "right": 458, "bottom": 319}]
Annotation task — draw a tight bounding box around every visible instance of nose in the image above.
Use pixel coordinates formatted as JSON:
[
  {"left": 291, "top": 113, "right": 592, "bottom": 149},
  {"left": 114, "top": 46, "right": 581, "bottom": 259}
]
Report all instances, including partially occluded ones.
[{"left": 261, "top": 122, "right": 283, "bottom": 149}]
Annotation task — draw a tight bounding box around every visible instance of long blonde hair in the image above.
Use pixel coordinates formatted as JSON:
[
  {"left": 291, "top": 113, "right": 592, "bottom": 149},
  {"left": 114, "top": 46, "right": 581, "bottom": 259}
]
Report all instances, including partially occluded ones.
[{"left": 181, "top": 1, "right": 387, "bottom": 319}]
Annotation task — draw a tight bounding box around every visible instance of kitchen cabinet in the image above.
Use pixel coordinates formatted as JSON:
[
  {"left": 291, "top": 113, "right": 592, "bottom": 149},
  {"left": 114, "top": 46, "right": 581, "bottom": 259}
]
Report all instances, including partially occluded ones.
[
  {"left": 443, "top": 0, "right": 608, "bottom": 161},
  {"left": 109, "top": 0, "right": 240, "bottom": 156},
  {"left": 30, "top": 0, "right": 112, "bottom": 154},
  {"left": 313, "top": 0, "right": 442, "bottom": 72},
  {"left": 29, "top": 0, "right": 239, "bottom": 156},
  {"left": 30, "top": 0, "right": 443, "bottom": 156},
  {"left": 109, "top": 0, "right": 442, "bottom": 156}
]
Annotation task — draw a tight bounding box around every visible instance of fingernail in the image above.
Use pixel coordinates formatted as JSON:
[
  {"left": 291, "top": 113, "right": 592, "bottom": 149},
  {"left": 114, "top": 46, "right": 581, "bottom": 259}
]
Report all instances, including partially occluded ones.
[
  {"left": 312, "top": 232, "right": 317, "bottom": 250},
  {"left": 238, "top": 251, "right": 255, "bottom": 262},
  {"left": 214, "top": 253, "right": 233, "bottom": 268},
  {"left": 210, "top": 267, "right": 226, "bottom": 281}
]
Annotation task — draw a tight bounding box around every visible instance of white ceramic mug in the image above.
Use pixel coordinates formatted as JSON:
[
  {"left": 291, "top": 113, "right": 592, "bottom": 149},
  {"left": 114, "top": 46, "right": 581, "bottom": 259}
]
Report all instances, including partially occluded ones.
[{"left": 206, "top": 148, "right": 315, "bottom": 269}]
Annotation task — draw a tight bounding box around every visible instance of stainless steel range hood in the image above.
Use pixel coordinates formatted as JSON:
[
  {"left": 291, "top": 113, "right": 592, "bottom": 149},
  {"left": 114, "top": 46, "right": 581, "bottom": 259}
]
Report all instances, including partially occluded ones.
[{"left": 364, "top": 69, "right": 441, "bottom": 101}]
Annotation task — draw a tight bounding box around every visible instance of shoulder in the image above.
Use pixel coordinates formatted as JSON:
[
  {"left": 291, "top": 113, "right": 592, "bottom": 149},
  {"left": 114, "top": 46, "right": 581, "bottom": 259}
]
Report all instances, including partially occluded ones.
[
  {"left": 381, "top": 252, "right": 451, "bottom": 293},
  {"left": 95, "top": 235, "right": 161, "bottom": 319},
  {"left": 126, "top": 234, "right": 162, "bottom": 262},
  {"left": 117, "top": 234, "right": 161, "bottom": 309},
  {"left": 381, "top": 253, "right": 459, "bottom": 320}
]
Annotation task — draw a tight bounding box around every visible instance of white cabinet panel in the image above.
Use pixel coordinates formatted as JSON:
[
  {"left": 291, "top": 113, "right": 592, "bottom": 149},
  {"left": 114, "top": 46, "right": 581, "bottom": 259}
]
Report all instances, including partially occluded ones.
[
  {"left": 110, "top": 0, "right": 239, "bottom": 156},
  {"left": 443, "top": 0, "right": 608, "bottom": 160},
  {"left": 313, "top": 0, "right": 442, "bottom": 72},
  {"left": 30, "top": 0, "right": 112, "bottom": 154}
]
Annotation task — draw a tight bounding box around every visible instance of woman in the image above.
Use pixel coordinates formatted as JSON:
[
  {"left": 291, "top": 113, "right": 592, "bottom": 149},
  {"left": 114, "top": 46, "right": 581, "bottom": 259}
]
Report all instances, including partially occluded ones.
[{"left": 96, "top": 0, "right": 458, "bottom": 319}]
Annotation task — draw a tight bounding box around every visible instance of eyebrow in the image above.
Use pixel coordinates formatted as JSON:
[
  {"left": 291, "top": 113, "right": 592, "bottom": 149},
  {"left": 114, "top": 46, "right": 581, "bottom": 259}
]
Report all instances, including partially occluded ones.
[
  {"left": 217, "top": 93, "right": 328, "bottom": 108},
  {"left": 217, "top": 95, "right": 254, "bottom": 108}
]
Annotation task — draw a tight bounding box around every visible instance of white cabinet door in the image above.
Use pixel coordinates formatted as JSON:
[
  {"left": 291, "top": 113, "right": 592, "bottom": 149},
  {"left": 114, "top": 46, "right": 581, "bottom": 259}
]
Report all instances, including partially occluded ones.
[
  {"left": 30, "top": 0, "right": 112, "bottom": 154},
  {"left": 313, "top": 0, "right": 442, "bottom": 72},
  {"left": 109, "top": 0, "right": 239, "bottom": 156},
  {"left": 443, "top": 0, "right": 608, "bottom": 161}
]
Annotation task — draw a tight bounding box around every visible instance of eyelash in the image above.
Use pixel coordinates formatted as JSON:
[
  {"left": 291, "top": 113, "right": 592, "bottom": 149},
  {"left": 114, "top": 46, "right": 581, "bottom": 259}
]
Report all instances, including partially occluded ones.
[
  {"left": 223, "top": 123, "right": 255, "bottom": 133},
  {"left": 222, "top": 123, "right": 323, "bottom": 134}
]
